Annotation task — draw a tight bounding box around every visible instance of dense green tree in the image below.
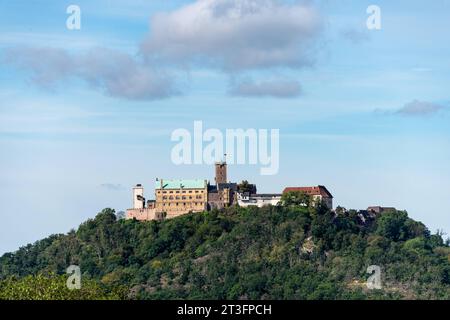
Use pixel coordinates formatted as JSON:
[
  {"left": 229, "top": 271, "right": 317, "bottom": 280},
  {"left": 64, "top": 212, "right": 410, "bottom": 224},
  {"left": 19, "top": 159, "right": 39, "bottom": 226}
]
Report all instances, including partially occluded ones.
[
  {"left": 1, "top": 205, "right": 449, "bottom": 300},
  {"left": 281, "top": 191, "right": 312, "bottom": 207},
  {"left": 0, "top": 274, "right": 126, "bottom": 300},
  {"left": 237, "top": 180, "right": 254, "bottom": 193}
]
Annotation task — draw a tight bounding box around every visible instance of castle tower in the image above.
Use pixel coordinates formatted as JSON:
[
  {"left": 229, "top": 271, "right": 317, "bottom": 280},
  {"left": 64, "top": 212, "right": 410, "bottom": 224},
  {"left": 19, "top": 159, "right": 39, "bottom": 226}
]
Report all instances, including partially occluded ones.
[
  {"left": 133, "top": 184, "right": 145, "bottom": 209},
  {"left": 215, "top": 161, "right": 227, "bottom": 185}
]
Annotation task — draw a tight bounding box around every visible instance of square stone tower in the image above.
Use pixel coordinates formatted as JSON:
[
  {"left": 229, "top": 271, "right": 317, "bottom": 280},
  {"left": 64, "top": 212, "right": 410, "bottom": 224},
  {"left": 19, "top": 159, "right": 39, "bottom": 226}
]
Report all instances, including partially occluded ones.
[{"left": 215, "top": 161, "right": 227, "bottom": 185}]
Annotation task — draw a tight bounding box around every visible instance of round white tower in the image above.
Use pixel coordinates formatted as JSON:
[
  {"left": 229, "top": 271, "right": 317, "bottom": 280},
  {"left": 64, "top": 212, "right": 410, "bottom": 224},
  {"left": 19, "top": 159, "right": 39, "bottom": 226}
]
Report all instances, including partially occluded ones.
[{"left": 132, "top": 184, "right": 144, "bottom": 209}]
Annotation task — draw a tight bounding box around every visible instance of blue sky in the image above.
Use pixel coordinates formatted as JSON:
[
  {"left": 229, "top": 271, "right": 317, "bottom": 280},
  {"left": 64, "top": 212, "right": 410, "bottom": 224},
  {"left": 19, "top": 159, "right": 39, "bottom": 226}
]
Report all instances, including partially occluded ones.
[{"left": 0, "top": 0, "right": 449, "bottom": 254}]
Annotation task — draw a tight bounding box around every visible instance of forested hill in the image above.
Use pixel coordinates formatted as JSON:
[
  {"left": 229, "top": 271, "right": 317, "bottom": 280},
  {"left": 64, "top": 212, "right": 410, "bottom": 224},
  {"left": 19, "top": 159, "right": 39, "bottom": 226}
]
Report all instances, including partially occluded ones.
[{"left": 1, "top": 204, "right": 449, "bottom": 300}]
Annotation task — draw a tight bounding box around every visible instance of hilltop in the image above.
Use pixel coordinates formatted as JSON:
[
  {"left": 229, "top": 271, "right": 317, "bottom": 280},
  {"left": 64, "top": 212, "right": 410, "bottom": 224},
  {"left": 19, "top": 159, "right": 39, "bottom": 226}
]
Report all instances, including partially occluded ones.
[{"left": 1, "top": 204, "right": 449, "bottom": 299}]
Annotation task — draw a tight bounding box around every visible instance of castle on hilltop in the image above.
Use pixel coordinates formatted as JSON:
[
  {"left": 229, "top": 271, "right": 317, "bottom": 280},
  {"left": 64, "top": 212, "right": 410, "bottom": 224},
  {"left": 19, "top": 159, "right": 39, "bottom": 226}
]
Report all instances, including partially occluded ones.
[{"left": 126, "top": 161, "right": 334, "bottom": 221}]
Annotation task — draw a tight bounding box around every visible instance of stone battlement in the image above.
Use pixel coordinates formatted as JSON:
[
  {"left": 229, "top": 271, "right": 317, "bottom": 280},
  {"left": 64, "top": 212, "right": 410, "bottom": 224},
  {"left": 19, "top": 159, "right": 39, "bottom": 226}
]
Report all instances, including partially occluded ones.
[{"left": 126, "top": 208, "right": 157, "bottom": 221}]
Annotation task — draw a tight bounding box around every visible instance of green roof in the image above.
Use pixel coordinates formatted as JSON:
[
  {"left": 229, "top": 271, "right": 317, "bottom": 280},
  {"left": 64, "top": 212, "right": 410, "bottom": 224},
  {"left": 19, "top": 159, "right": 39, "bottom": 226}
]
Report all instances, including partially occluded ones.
[{"left": 155, "top": 179, "right": 206, "bottom": 190}]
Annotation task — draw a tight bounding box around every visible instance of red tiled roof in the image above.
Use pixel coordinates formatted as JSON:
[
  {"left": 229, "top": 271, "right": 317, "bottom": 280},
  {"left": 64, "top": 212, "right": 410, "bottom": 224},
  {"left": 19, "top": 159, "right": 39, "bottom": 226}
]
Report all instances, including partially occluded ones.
[{"left": 283, "top": 186, "right": 333, "bottom": 198}]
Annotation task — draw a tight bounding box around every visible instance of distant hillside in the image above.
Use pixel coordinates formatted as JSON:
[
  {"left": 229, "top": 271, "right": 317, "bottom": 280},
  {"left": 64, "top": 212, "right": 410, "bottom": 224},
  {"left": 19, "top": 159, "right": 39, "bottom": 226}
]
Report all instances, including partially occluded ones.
[{"left": 1, "top": 204, "right": 449, "bottom": 300}]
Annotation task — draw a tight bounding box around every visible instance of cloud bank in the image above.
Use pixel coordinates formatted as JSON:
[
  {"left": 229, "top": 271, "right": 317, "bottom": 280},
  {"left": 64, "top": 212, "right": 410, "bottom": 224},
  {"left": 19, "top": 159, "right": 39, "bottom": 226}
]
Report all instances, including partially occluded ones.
[
  {"left": 3, "top": 47, "right": 178, "bottom": 100},
  {"left": 3, "top": 0, "right": 324, "bottom": 100}
]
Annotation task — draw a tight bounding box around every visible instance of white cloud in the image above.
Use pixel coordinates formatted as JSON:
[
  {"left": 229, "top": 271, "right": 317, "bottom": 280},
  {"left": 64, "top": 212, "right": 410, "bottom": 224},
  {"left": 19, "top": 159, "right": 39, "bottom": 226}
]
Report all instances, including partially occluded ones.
[
  {"left": 396, "top": 100, "right": 445, "bottom": 116},
  {"left": 229, "top": 78, "right": 302, "bottom": 98},
  {"left": 3, "top": 46, "right": 178, "bottom": 100},
  {"left": 141, "top": 0, "right": 323, "bottom": 71},
  {"left": 100, "top": 183, "right": 125, "bottom": 191}
]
